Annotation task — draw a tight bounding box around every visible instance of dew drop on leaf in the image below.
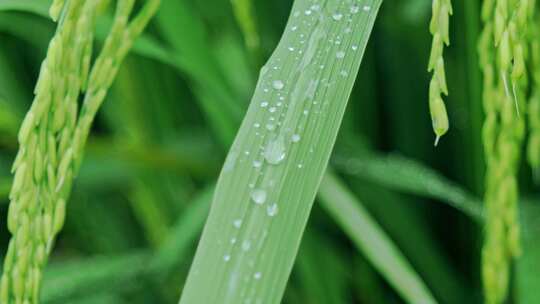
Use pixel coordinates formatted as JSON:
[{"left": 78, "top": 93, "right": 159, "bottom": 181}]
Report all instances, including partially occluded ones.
[
  {"left": 233, "top": 219, "right": 242, "bottom": 228},
  {"left": 242, "top": 240, "right": 251, "bottom": 251},
  {"left": 264, "top": 137, "right": 286, "bottom": 165},
  {"left": 267, "top": 203, "right": 278, "bottom": 217},
  {"left": 272, "top": 80, "right": 284, "bottom": 90},
  {"left": 250, "top": 189, "right": 267, "bottom": 205},
  {"left": 332, "top": 13, "right": 343, "bottom": 21}
]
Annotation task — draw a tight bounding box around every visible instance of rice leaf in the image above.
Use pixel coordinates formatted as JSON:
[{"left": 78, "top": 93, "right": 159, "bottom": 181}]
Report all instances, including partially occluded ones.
[
  {"left": 231, "top": 0, "right": 260, "bottom": 52},
  {"left": 0, "top": 0, "right": 50, "bottom": 16},
  {"left": 334, "top": 153, "right": 484, "bottom": 221},
  {"left": 179, "top": 1, "right": 381, "bottom": 303},
  {"left": 42, "top": 252, "right": 149, "bottom": 303},
  {"left": 517, "top": 199, "right": 540, "bottom": 303},
  {"left": 319, "top": 171, "right": 437, "bottom": 304}
]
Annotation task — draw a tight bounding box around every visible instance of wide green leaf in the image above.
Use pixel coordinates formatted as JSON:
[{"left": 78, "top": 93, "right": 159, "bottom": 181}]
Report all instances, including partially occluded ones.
[{"left": 179, "top": 1, "right": 382, "bottom": 303}]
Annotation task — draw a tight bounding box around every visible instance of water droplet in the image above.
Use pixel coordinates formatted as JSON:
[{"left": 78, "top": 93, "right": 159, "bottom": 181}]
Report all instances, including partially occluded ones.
[
  {"left": 291, "top": 25, "right": 298, "bottom": 31},
  {"left": 231, "top": 237, "right": 237, "bottom": 244},
  {"left": 266, "top": 123, "right": 276, "bottom": 131},
  {"left": 340, "top": 70, "right": 348, "bottom": 77},
  {"left": 310, "top": 4, "right": 320, "bottom": 11},
  {"left": 269, "top": 107, "right": 277, "bottom": 113},
  {"left": 254, "top": 272, "right": 262, "bottom": 280},
  {"left": 351, "top": 45, "right": 358, "bottom": 51},
  {"left": 253, "top": 160, "right": 262, "bottom": 168},
  {"left": 242, "top": 240, "right": 251, "bottom": 251},
  {"left": 264, "top": 137, "right": 286, "bottom": 165},
  {"left": 291, "top": 134, "right": 301, "bottom": 142},
  {"left": 336, "top": 51, "right": 345, "bottom": 59},
  {"left": 233, "top": 219, "right": 242, "bottom": 228},
  {"left": 267, "top": 203, "right": 278, "bottom": 217},
  {"left": 272, "top": 80, "right": 284, "bottom": 90},
  {"left": 363, "top": 5, "right": 371, "bottom": 12},
  {"left": 304, "top": 9, "right": 312, "bottom": 15},
  {"left": 224, "top": 254, "right": 231, "bottom": 262},
  {"left": 250, "top": 189, "right": 267, "bottom": 205},
  {"left": 350, "top": 5, "right": 360, "bottom": 14},
  {"left": 254, "top": 122, "right": 261, "bottom": 128},
  {"left": 261, "top": 101, "right": 269, "bottom": 107},
  {"left": 332, "top": 13, "right": 343, "bottom": 21},
  {"left": 288, "top": 47, "right": 295, "bottom": 52}
]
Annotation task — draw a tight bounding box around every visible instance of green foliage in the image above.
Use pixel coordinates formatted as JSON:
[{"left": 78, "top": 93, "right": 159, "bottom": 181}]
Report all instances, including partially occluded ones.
[
  {"left": 179, "top": 1, "right": 382, "bottom": 303},
  {"left": 1, "top": 0, "right": 540, "bottom": 304}
]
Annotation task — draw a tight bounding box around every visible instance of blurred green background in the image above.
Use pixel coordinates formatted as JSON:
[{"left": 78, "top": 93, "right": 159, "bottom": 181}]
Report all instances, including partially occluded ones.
[{"left": 0, "top": 0, "right": 539, "bottom": 303}]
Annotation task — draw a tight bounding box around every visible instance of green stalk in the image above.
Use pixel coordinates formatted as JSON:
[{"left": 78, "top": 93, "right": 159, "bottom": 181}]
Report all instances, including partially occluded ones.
[{"left": 178, "top": 1, "right": 381, "bottom": 303}]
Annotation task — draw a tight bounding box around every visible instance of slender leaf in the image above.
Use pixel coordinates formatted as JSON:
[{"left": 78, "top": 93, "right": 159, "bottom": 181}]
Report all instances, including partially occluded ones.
[
  {"left": 42, "top": 252, "right": 149, "bottom": 303},
  {"left": 334, "top": 153, "right": 484, "bottom": 221},
  {"left": 517, "top": 199, "right": 540, "bottom": 303},
  {"left": 0, "top": 0, "right": 49, "bottom": 16},
  {"left": 179, "top": 1, "right": 381, "bottom": 302},
  {"left": 319, "top": 171, "right": 437, "bottom": 304}
]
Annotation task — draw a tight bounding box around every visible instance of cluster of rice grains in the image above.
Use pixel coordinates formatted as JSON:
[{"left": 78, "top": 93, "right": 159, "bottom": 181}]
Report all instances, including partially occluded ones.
[
  {"left": 428, "top": 0, "right": 452, "bottom": 145},
  {"left": 429, "top": 0, "right": 538, "bottom": 302},
  {"left": 0, "top": 0, "right": 159, "bottom": 302},
  {"left": 478, "top": 0, "right": 537, "bottom": 303}
]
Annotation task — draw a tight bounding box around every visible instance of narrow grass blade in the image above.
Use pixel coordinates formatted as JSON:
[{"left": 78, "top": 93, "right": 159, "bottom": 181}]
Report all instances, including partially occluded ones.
[
  {"left": 0, "top": 0, "right": 50, "bottom": 16},
  {"left": 347, "top": 179, "right": 473, "bottom": 303},
  {"left": 295, "top": 231, "right": 349, "bottom": 304},
  {"left": 42, "top": 252, "right": 149, "bottom": 303},
  {"left": 149, "top": 186, "right": 213, "bottom": 274},
  {"left": 231, "top": 0, "right": 260, "bottom": 52},
  {"left": 319, "top": 172, "right": 437, "bottom": 304},
  {"left": 334, "top": 153, "right": 484, "bottom": 221},
  {"left": 179, "top": 1, "right": 381, "bottom": 303},
  {"left": 517, "top": 199, "right": 540, "bottom": 303}
]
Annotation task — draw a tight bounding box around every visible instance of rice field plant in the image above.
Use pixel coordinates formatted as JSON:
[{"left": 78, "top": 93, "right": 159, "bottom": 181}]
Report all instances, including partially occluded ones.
[{"left": 0, "top": 0, "right": 540, "bottom": 304}]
